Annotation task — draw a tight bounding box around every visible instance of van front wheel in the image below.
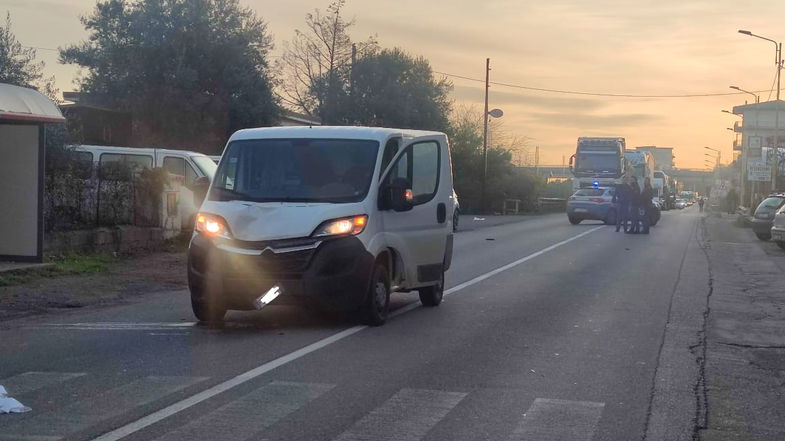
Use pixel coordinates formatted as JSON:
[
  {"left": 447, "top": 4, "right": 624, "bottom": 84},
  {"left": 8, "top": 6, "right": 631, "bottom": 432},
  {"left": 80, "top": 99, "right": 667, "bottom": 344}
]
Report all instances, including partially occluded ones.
[
  {"left": 190, "top": 290, "right": 226, "bottom": 323},
  {"left": 361, "top": 264, "right": 390, "bottom": 326},
  {"left": 419, "top": 270, "right": 444, "bottom": 307}
]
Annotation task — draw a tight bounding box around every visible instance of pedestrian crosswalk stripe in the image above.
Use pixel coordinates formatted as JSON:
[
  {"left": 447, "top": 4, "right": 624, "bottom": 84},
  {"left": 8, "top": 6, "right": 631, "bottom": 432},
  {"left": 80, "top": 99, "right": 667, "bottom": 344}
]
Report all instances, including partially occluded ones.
[
  {"left": 0, "top": 376, "right": 207, "bottom": 440},
  {"left": 333, "top": 388, "right": 467, "bottom": 441},
  {"left": 507, "top": 398, "right": 604, "bottom": 441},
  {"left": 152, "top": 381, "right": 334, "bottom": 441},
  {"left": 0, "top": 372, "right": 86, "bottom": 396}
]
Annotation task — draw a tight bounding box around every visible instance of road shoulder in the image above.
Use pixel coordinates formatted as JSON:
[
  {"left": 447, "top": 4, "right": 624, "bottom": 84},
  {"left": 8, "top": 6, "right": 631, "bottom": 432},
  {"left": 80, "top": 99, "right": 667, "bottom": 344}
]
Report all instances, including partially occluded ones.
[{"left": 645, "top": 213, "right": 709, "bottom": 441}]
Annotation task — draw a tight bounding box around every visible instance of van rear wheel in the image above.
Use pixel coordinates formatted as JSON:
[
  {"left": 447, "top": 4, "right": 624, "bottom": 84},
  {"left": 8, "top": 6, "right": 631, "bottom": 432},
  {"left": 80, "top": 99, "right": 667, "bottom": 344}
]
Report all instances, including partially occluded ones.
[
  {"left": 361, "top": 264, "right": 390, "bottom": 326},
  {"left": 418, "top": 270, "right": 444, "bottom": 307}
]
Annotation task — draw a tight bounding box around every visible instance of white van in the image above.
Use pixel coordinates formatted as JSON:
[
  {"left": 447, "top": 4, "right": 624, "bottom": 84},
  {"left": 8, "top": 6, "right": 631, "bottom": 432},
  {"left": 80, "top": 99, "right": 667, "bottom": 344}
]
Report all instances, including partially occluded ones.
[
  {"left": 72, "top": 145, "right": 217, "bottom": 228},
  {"left": 188, "top": 126, "right": 454, "bottom": 325}
]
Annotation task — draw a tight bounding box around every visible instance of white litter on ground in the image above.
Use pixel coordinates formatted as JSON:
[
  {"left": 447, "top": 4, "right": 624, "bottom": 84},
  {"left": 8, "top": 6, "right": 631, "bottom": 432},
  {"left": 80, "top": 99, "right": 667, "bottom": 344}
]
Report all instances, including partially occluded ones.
[
  {"left": 0, "top": 385, "right": 31, "bottom": 414},
  {"left": 473, "top": 217, "right": 486, "bottom": 221}
]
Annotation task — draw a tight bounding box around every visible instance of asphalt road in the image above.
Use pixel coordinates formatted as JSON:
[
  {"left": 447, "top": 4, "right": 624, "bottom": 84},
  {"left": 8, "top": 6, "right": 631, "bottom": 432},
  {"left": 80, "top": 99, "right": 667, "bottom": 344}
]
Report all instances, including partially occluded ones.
[{"left": 0, "top": 208, "right": 703, "bottom": 441}]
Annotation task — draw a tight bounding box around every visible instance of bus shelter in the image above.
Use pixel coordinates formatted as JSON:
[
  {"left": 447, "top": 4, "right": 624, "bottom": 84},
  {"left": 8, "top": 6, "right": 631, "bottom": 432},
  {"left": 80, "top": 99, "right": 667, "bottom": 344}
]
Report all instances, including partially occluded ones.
[{"left": 0, "top": 83, "right": 65, "bottom": 262}]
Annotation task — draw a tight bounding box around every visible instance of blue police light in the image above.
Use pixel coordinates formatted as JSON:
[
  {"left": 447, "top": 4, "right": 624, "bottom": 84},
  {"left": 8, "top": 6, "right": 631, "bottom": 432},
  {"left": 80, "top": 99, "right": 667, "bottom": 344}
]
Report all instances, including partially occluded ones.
[{"left": 592, "top": 181, "right": 600, "bottom": 188}]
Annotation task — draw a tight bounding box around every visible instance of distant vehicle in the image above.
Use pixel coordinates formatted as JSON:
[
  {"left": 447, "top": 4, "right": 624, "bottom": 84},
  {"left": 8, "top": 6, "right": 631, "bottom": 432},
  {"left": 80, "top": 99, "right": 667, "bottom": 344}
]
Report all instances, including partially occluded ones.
[
  {"left": 674, "top": 199, "right": 687, "bottom": 209},
  {"left": 567, "top": 187, "right": 617, "bottom": 225},
  {"left": 653, "top": 170, "right": 674, "bottom": 210},
  {"left": 752, "top": 194, "right": 785, "bottom": 241},
  {"left": 623, "top": 150, "right": 655, "bottom": 187},
  {"left": 188, "top": 126, "right": 454, "bottom": 326},
  {"left": 770, "top": 205, "right": 785, "bottom": 250},
  {"left": 569, "top": 137, "right": 626, "bottom": 190}
]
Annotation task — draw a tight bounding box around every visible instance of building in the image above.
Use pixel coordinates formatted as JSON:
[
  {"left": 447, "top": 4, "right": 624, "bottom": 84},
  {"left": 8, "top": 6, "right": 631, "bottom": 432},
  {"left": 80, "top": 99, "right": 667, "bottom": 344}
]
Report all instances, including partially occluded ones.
[
  {"left": 732, "top": 100, "right": 785, "bottom": 198},
  {"left": 635, "top": 146, "right": 675, "bottom": 170}
]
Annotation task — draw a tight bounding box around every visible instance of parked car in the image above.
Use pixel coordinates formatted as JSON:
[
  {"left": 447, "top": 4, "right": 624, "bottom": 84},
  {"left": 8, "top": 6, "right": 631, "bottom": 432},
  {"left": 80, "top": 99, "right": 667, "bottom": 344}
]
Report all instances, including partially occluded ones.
[
  {"left": 188, "top": 126, "right": 454, "bottom": 326},
  {"left": 770, "top": 205, "right": 785, "bottom": 250},
  {"left": 674, "top": 199, "right": 687, "bottom": 209},
  {"left": 208, "top": 155, "right": 221, "bottom": 164},
  {"left": 751, "top": 194, "right": 785, "bottom": 241},
  {"left": 72, "top": 145, "right": 217, "bottom": 229},
  {"left": 451, "top": 190, "right": 460, "bottom": 232},
  {"left": 567, "top": 187, "right": 617, "bottom": 225}
]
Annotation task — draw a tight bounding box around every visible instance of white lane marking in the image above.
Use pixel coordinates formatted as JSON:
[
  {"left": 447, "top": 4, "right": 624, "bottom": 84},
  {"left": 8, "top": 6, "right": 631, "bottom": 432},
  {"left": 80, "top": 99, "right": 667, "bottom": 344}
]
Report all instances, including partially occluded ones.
[
  {"left": 90, "top": 226, "right": 603, "bottom": 441},
  {"left": 29, "top": 323, "right": 197, "bottom": 331},
  {"left": 152, "top": 381, "right": 334, "bottom": 441},
  {"left": 0, "top": 372, "right": 86, "bottom": 396},
  {"left": 333, "top": 388, "right": 466, "bottom": 441},
  {"left": 3, "top": 376, "right": 207, "bottom": 440},
  {"left": 508, "top": 398, "right": 605, "bottom": 441}
]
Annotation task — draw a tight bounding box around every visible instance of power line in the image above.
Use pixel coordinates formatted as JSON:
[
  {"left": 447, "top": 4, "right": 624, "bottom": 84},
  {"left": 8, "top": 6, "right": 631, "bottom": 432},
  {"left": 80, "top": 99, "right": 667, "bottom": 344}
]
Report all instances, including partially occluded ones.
[
  {"left": 22, "top": 45, "right": 58, "bottom": 52},
  {"left": 434, "top": 69, "right": 779, "bottom": 99}
]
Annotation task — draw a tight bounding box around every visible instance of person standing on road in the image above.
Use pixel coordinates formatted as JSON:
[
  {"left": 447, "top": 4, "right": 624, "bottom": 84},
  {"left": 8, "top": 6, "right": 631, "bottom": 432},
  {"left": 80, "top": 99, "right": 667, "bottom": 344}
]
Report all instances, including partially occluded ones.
[
  {"left": 726, "top": 188, "right": 738, "bottom": 214},
  {"left": 640, "top": 177, "right": 655, "bottom": 234},
  {"left": 627, "top": 177, "right": 642, "bottom": 234},
  {"left": 698, "top": 198, "right": 705, "bottom": 212},
  {"left": 613, "top": 179, "right": 631, "bottom": 232}
]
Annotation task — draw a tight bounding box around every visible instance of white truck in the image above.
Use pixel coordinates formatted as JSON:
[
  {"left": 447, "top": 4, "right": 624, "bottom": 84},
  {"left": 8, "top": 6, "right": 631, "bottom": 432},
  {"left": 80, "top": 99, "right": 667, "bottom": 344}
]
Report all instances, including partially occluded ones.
[{"left": 569, "top": 137, "right": 626, "bottom": 190}]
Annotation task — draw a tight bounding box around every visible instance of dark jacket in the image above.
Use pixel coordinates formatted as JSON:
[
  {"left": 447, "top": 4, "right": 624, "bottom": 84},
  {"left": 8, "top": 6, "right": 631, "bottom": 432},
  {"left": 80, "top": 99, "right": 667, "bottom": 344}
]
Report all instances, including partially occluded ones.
[
  {"left": 613, "top": 185, "right": 631, "bottom": 205},
  {"left": 629, "top": 182, "right": 641, "bottom": 205},
  {"left": 640, "top": 186, "right": 654, "bottom": 207}
]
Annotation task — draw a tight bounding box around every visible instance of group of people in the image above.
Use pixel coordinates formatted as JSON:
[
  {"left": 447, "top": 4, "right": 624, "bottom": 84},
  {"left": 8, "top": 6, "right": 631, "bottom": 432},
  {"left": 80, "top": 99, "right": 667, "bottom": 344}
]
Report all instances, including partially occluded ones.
[{"left": 612, "top": 176, "right": 655, "bottom": 234}]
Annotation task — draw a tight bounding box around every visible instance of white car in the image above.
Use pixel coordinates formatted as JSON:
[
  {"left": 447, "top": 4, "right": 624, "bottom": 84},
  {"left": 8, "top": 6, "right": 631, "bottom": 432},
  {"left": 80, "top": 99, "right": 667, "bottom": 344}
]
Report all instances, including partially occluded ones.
[
  {"left": 674, "top": 199, "right": 687, "bottom": 209},
  {"left": 188, "top": 126, "right": 454, "bottom": 326}
]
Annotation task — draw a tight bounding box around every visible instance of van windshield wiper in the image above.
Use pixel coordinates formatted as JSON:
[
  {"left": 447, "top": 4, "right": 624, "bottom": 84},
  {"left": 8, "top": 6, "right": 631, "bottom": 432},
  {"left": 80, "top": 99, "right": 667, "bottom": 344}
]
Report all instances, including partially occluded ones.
[{"left": 211, "top": 187, "right": 255, "bottom": 201}]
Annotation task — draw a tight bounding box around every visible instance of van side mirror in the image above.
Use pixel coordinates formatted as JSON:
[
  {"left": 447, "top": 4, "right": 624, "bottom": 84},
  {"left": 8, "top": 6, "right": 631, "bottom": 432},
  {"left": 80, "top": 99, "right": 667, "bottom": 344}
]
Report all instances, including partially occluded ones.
[
  {"left": 193, "top": 176, "right": 210, "bottom": 205},
  {"left": 381, "top": 177, "right": 414, "bottom": 212}
]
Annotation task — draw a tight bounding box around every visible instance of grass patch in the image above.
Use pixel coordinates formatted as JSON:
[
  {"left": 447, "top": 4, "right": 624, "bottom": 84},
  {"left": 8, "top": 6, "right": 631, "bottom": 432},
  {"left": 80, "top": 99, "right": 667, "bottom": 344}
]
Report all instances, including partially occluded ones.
[
  {"left": 0, "top": 254, "right": 115, "bottom": 287},
  {"left": 54, "top": 254, "right": 114, "bottom": 274}
]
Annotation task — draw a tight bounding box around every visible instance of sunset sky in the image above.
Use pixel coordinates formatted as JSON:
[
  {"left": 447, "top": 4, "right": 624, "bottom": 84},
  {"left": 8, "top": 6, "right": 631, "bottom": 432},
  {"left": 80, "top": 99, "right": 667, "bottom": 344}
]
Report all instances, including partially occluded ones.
[{"left": 6, "top": 0, "right": 785, "bottom": 169}]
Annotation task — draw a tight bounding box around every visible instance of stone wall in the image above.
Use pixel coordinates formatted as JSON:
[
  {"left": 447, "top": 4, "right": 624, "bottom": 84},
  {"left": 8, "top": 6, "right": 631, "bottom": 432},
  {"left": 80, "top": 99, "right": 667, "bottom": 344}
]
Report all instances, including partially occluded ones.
[{"left": 45, "top": 226, "right": 166, "bottom": 255}]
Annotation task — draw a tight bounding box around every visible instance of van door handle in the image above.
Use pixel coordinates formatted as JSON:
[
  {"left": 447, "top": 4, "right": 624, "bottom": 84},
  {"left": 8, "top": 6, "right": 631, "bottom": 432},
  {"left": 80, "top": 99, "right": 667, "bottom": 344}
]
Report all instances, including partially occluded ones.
[{"left": 437, "top": 203, "right": 446, "bottom": 223}]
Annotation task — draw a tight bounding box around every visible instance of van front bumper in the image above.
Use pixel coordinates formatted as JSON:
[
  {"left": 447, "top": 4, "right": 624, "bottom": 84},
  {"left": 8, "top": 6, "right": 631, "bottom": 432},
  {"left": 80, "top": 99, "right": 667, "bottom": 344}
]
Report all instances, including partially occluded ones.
[{"left": 187, "top": 233, "right": 374, "bottom": 311}]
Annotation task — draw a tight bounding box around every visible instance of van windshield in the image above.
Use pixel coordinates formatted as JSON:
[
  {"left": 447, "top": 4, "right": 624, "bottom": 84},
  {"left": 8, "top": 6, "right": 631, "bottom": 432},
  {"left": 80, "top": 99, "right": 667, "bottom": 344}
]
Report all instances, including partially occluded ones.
[{"left": 210, "top": 138, "right": 380, "bottom": 203}]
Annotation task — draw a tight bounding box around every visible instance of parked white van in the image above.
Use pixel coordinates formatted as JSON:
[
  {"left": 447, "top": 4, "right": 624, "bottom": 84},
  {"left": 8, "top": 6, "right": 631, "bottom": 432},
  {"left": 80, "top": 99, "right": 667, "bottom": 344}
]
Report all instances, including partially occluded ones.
[
  {"left": 72, "top": 145, "right": 217, "bottom": 228},
  {"left": 188, "top": 126, "right": 455, "bottom": 325}
]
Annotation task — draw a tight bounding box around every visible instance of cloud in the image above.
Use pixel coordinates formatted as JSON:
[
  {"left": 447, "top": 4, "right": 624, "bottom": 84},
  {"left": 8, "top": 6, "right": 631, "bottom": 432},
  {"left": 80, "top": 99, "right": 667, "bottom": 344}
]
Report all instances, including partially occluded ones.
[{"left": 526, "top": 112, "right": 661, "bottom": 129}]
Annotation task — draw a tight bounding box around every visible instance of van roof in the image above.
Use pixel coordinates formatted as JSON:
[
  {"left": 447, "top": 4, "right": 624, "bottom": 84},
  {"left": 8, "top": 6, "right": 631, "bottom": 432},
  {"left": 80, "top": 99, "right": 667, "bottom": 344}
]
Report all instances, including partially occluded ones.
[
  {"left": 72, "top": 145, "right": 210, "bottom": 157},
  {"left": 229, "top": 126, "right": 445, "bottom": 143}
]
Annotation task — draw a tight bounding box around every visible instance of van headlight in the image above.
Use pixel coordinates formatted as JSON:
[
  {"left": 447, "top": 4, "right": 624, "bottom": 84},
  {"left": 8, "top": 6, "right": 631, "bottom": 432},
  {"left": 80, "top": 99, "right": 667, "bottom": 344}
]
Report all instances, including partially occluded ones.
[
  {"left": 312, "top": 215, "right": 368, "bottom": 238},
  {"left": 195, "top": 213, "right": 232, "bottom": 239}
]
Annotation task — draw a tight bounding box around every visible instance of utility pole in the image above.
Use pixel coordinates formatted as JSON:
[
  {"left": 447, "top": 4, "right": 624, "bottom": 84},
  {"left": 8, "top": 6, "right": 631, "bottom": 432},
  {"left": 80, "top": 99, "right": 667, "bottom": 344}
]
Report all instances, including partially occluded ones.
[
  {"left": 481, "top": 58, "right": 490, "bottom": 214},
  {"left": 535, "top": 145, "right": 540, "bottom": 177},
  {"left": 776, "top": 42, "right": 782, "bottom": 190}
]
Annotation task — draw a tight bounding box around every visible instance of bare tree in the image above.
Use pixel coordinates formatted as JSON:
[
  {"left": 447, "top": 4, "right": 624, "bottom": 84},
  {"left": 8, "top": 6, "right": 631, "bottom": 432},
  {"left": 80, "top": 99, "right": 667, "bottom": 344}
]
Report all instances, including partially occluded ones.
[{"left": 278, "top": 0, "right": 376, "bottom": 123}]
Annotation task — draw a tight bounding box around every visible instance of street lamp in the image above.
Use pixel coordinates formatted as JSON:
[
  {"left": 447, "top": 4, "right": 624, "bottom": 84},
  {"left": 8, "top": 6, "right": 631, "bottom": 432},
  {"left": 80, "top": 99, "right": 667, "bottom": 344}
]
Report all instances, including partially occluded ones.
[
  {"left": 729, "top": 86, "right": 759, "bottom": 103},
  {"left": 481, "top": 107, "right": 503, "bottom": 213},
  {"left": 739, "top": 29, "right": 783, "bottom": 189},
  {"left": 738, "top": 30, "right": 782, "bottom": 101}
]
